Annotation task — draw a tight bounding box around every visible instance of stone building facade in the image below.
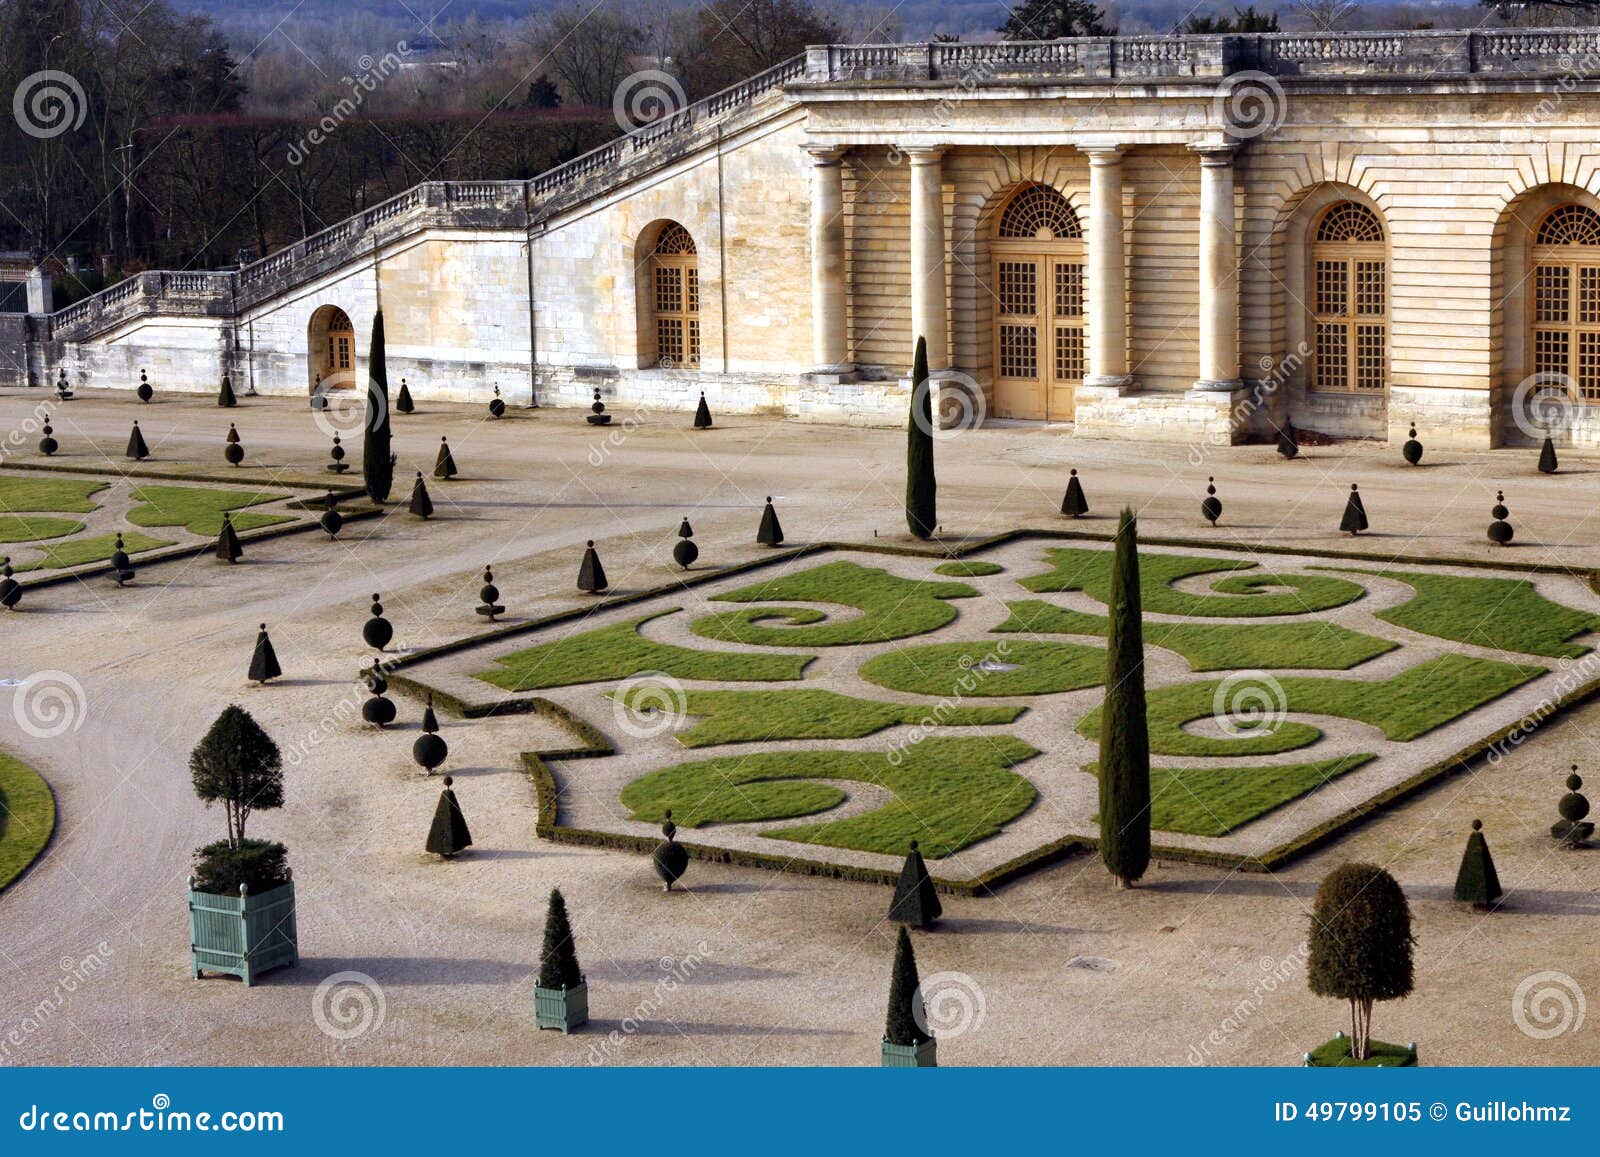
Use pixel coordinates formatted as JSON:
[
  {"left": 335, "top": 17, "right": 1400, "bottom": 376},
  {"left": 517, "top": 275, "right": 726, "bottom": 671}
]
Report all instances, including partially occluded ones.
[{"left": 8, "top": 28, "right": 1600, "bottom": 447}]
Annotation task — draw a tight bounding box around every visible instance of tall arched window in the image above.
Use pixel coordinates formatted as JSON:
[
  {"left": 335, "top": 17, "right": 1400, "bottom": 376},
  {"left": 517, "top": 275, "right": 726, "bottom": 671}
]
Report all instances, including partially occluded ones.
[
  {"left": 1530, "top": 204, "right": 1600, "bottom": 400},
  {"left": 1310, "top": 201, "right": 1386, "bottom": 393},
  {"left": 649, "top": 223, "right": 700, "bottom": 369},
  {"left": 991, "top": 183, "right": 1085, "bottom": 421}
]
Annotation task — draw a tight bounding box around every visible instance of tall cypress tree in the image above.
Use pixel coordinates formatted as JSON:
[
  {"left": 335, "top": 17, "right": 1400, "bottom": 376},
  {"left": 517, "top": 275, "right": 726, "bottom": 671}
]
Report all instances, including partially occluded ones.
[
  {"left": 906, "top": 336, "right": 937, "bottom": 539},
  {"left": 1098, "top": 508, "right": 1151, "bottom": 887},
  {"left": 363, "top": 309, "right": 394, "bottom": 503}
]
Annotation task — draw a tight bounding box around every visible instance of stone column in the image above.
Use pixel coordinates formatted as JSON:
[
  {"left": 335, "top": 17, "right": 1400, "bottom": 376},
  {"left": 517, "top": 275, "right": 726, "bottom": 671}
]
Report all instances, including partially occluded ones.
[
  {"left": 805, "top": 145, "right": 852, "bottom": 376},
  {"left": 905, "top": 146, "right": 950, "bottom": 372},
  {"left": 1083, "top": 146, "right": 1131, "bottom": 391},
  {"left": 1191, "top": 143, "right": 1241, "bottom": 392}
]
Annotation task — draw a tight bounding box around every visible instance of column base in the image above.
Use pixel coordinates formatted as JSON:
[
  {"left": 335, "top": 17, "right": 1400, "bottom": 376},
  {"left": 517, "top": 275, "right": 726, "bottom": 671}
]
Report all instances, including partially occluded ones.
[
  {"left": 803, "top": 364, "right": 859, "bottom": 385},
  {"left": 1082, "top": 374, "right": 1136, "bottom": 395},
  {"left": 1190, "top": 378, "right": 1243, "bottom": 394}
]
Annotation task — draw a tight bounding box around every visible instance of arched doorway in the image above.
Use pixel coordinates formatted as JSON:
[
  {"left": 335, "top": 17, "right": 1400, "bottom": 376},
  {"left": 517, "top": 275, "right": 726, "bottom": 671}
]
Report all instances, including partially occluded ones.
[
  {"left": 307, "top": 305, "right": 357, "bottom": 399},
  {"left": 643, "top": 223, "right": 700, "bottom": 369},
  {"left": 1308, "top": 200, "right": 1387, "bottom": 395},
  {"left": 991, "top": 183, "right": 1085, "bottom": 421},
  {"left": 1527, "top": 203, "right": 1600, "bottom": 400}
]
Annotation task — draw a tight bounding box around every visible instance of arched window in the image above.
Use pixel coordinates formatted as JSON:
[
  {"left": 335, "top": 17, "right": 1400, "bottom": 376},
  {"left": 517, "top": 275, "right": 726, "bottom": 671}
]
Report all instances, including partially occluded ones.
[
  {"left": 1310, "top": 201, "right": 1386, "bottom": 393},
  {"left": 648, "top": 223, "right": 699, "bottom": 369},
  {"left": 1530, "top": 204, "right": 1600, "bottom": 399},
  {"left": 991, "top": 184, "right": 1084, "bottom": 421}
]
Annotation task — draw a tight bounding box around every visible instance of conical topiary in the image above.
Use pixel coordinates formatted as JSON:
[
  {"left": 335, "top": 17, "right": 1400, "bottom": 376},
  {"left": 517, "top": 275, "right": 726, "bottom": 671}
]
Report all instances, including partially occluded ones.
[
  {"left": 248, "top": 624, "right": 281, "bottom": 683},
  {"left": 1339, "top": 483, "right": 1368, "bottom": 535},
  {"left": 488, "top": 384, "right": 505, "bottom": 419},
  {"left": 757, "top": 496, "right": 784, "bottom": 547},
  {"left": 362, "top": 309, "right": 394, "bottom": 503},
  {"left": 433, "top": 436, "right": 457, "bottom": 480},
  {"left": 327, "top": 432, "right": 349, "bottom": 473},
  {"left": 1453, "top": 819, "right": 1502, "bottom": 908},
  {"left": 884, "top": 926, "right": 930, "bottom": 1048},
  {"left": 413, "top": 694, "right": 448, "bottom": 775},
  {"left": 1402, "top": 424, "right": 1422, "bottom": 465},
  {"left": 672, "top": 517, "right": 698, "bottom": 570},
  {"left": 319, "top": 491, "right": 343, "bottom": 539},
  {"left": 1538, "top": 435, "right": 1558, "bottom": 474},
  {"left": 218, "top": 372, "right": 236, "bottom": 408},
  {"left": 1277, "top": 422, "right": 1298, "bottom": 460},
  {"left": 905, "top": 336, "right": 937, "bottom": 540},
  {"left": 1201, "top": 476, "right": 1222, "bottom": 526},
  {"left": 476, "top": 565, "right": 505, "bottom": 620},
  {"left": 538, "top": 888, "right": 584, "bottom": 991},
  {"left": 215, "top": 512, "right": 243, "bottom": 563},
  {"left": 887, "top": 839, "right": 942, "bottom": 928},
  {"left": 425, "top": 775, "right": 472, "bottom": 857},
  {"left": 363, "top": 593, "right": 393, "bottom": 650},
  {"left": 361, "top": 660, "right": 396, "bottom": 727},
  {"left": 136, "top": 368, "right": 152, "bottom": 403},
  {"left": 126, "top": 421, "right": 149, "bottom": 461},
  {"left": 0, "top": 558, "right": 19, "bottom": 610},
  {"left": 1553, "top": 766, "right": 1595, "bottom": 846},
  {"left": 110, "top": 533, "right": 135, "bottom": 586},
  {"left": 693, "top": 391, "right": 712, "bottom": 429},
  {"left": 586, "top": 387, "right": 611, "bottom": 426},
  {"left": 1488, "top": 490, "right": 1513, "bottom": 545},
  {"left": 576, "top": 540, "right": 607, "bottom": 593},
  {"left": 652, "top": 810, "right": 689, "bottom": 891},
  {"left": 395, "top": 377, "right": 414, "bottom": 414},
  {"left": 1099, "top": 508, "right": 1151, "bottom": 888},
  {"left": 408, "top": 472, "right": 433, "bottom": 519},
  {"left": 1061, "top": 468, "right": 1088, "bottom": 518},
  {"left": 38, "top": 420, "right": 57, "bottom": 456},
  {"left": 224, "top": 423, "right": 244, "bottom": 466}
]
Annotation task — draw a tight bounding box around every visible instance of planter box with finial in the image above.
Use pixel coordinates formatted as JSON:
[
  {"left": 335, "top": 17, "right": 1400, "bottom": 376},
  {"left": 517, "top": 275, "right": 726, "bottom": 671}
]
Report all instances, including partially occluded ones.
[{"left": 188, "top": 875, "right": 298, "bottom": 986}]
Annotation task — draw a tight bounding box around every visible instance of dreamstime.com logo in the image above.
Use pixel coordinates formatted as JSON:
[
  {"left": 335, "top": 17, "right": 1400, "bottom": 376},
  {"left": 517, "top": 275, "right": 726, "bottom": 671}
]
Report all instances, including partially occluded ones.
[
  {"left": 910, "top": 371, "right": 987, "bottom": 439},
  {"left": 312, "top": 971, "right": 387, "bottom": 1042},
  {"left": 1211, "top": 670, "right": 1287, "bottom": 738},
  {"left": 313, "top": 384, "right": 387, "bottom": 440},
  {"left": 612, "top": 672, "right": 688, "bottom": 740},
  {"left": 13, "top": 71, "right": 86, "bottom": 139},
  {"left": 1213, "top": 70, "right": 1287, "bottom": 140},
  {"left": 11, "top": 671, "right": 87, "bottom": 739},
  {"left": 913, "top": 971, "right": 986, "bottom": 1039},
  {"left": 1512, "top": 970, "right": 1586, "bottom": 1040},
  {"left": 613, "top": 70, "right": 686, "bottom": 134},
  {"left": 1508, "top": 371, "right": 1577, "bottom": 441}
]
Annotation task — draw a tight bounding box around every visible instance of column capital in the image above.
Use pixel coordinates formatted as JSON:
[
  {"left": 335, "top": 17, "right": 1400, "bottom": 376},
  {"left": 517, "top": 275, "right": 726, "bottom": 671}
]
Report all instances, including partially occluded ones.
[
  {"left": 1189, "top": 141, "right": 1240, "bottom": 164},
  {"left": 1080, "top": 144, "right": 1126, "bottom": 163},
  {"left": 802, "top": 143, "right": 850, "bottom": 164},
  {"left": 900, "top": 145, "right": 947, "bottom": 163}
]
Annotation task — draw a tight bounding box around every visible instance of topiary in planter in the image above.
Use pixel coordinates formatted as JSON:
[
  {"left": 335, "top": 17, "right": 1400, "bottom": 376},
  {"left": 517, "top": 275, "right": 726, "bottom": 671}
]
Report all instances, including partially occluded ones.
[
  {"left": 224, "top": 423, "right": 244, "bottom": 466},
  {"left": 882, "top": 926, "right": 935, "bottom": 1066},
  {"left": 652, "top": 810, "right": 689, "bottom": 891},
  {"left": 1201, "top": 477, "right": 1222, "bottom": 527},
  {"left": 694, "top": 391, "right": 712, "bottom": 429},
  {"left": 537, "top": 888, "right": 588, "bottom": 1033},
  {"left": 413, "top": 694, "right": 448, "bottom": 776},
  {"left": 476, "top": 565, "right": 505, "bottom": 621},
  {"left": 0, "top": 558, "right": 19, "bottom": 610},
  {"left": 218, "top": 371, "right": 237, "bottom": 408},
  {"left": 110, "top": 534, "right": 135, "bottom": 587},
  {"left": 433, "top": 436, "right": 457, "bottom": 480},
  {"left": 425, "top": 775, "right": 472, "bottom": 857},
  {"left": 488, "top": 384, "right": 505, "bottom": 419},
  {"left": 1553, "top": 766, "right": 1594, "bottom": 846},
  {"left": 1308, "top": 862, "right": 1414, "bottom": 1061},
  {"left": 408, "top": 472, "right": 433, "bottom": 519},
  {"left": 216, "top": 512, "right": 243, "bottom": 563},
  {"left": 1061, "top": 468, "right": 1088, "bottom": 518},
  {"left": 1277, "top": 422, "right": 1298, "bottom": 460},
  {"left": 1538, "top": 435, "right": 1558, "bottom": 474},
  {"left": 191, "top": 838, "right": 289, "bottom": 896},
  {"left": 38, "top": 420, "right": 57, "bottom": 456},
  {"left": 887, "top": 839, "right": 941, "bottom": 928},
  {"left": 248, "top": 624, "right": 281, "bottom": 684},
  {"left": 136, "top": 368, "right": 153, "bottom": 403},
  {"left": 1339, "top": 483, "right": 1367, "bottom": 535},
  {"left": 1402, "top": 424, "right": 1422, "bottom": 465},
  {"left": 576, "top": 540, "right": 607, "bottom": 593},
  {"left": 757, "top": 496, "right": 784, "bottom": 546},
  {"left": 672, "top": 518, "right": 698, "bottom": 570},
  {"left": 320, "top": 491, "right": 343, "bottom": 539},
  {"left": 1453, "top": 819, "right": 1502, "bottom": 908},
  {"left": 361, "top": 659, "right": 396, "bottom": 727},
  {"left": 396, "top": 378, "right": 414, "bottom": 414},
  {"left": 126, "top": 420, "right": 149, "bottom": 461},
  {"left": 586, "top": 387, "right": 611, "bottom": 426},
  {"left": 363, "top": 593, "right": 393, "bottom": 650},
  {"left": 327, "top": 432, "right": 349, "bottom": 474},
  {"left": 1488, "top": 491, "right": 1513, "bottom": 546}
]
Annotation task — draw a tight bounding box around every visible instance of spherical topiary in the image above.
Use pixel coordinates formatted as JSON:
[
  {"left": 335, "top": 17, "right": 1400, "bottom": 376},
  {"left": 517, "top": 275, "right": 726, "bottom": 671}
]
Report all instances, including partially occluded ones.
[
  {"left": 412, "top": 694, "right": 448, "bottom": 775},
  {"left": 362, "top": 660, "right": 397, "bottom": 727},
  {"left": 586, "top": 387, "right": 611, "bottom": 426},
  {"left": 327, "top": 432, "right": 349, "bottom": 473},
  {"left": 136, "top": 368, "right": 152, "bottom": 403},
  {"left": 476, "top": 565, "right": 505, "bottom": 620},
  {"left": 1402, "top": 424, "right": 1423, "bottom": 465},
  {"left": 110, "top": 533, "right": 135, "bottom": 587},
  {"left": 38, "top": 421, "right": 57, "bottom": 456},
  {"left": 652, "top": 809, "right": 690, "bottom": 891},
  {"left": 224, "top": 424, "right": 244, "bottom": 466},
  {"left": 363, "top": 593, "right": 394, "bottom": 650},
  {"left": 672, "top": 517, "right": 698, "bottom": 569},
  {"left": 1488, "top": 490, "right": 1513, "bottom": 545},
  {"left": 1554, "top": 765, "right": 1595, "bottom": 846},
  {"left": 1201, "top": 477, "right": 1222, "bottom": 526},
  {"left": 319, "top": 491, "right": 343, "bottom": 539},
  {"left": 0, "top": 558, "right": 19, "bottom": 610},
  {"left": 488, "top": 384, "right": 505, "bottom": 419}
]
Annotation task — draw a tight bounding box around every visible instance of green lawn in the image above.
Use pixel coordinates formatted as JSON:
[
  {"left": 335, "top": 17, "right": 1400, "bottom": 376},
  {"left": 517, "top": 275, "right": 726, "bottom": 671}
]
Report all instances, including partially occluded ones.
[
  {"left": 619, "top": 736, "right": 1038, "bottom": 857},
  {"left": 934, "top": 560, "right": 1003, "bottom": 577},
  {"left": 1306, "top": 1037, "right": 1417, "bottom": 1067},
  {"left": 995, "top": 601, "right": 1396, "bottom": 671},
  {"left": 859, "top": 638, "right": 1106, "bottom": 696},
  {"left": 12, "top": 530, "right": 173, "bottom": 572},
  {"left": 477, "top": 609, "right": 813, "bottom": 691},
  {"left": 0, "top": 754, "right": 55, "bottom": 891},
  {"left": 126, "top": 484, "right": 293, "bottom": 536},
  {"left": 691, "top": 560, "right": 977, "bottom": 647},
  {"left": 0, "top": 477, "right": 106, "bottom": 514},
  {"left": 1083, "top": 753, "right": 1375, "bottom": 836},
  {"left": 0, "top": 515, "right": 85, "bottom": 543},
  {"left": 1022, "top": 548, "right": 1366, "bottom": 617},
  {"left": 610, "top": 686, "right": 1024, "bottom": 747},
  {"left": 1325, "top": 568, "right": 1600, "bottom": 659},
  {"left": 1078, "top": 654, "right": 1546, "bottom": 756}
]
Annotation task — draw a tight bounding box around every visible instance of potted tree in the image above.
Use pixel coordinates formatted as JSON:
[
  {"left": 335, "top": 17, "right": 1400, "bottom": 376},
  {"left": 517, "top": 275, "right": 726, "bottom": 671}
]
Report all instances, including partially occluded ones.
[
  {"left": 1305, "top": 862, "right": 1415, "bottom": 1065},
  {"left": 881, "top": 927, "right": 935, "bottom": 1067},
  {"left": 535, "top": 888, "right": 588, "bottom": 1033},
  {"left": 187, "top": 705, "right": 298, "bottom": 985}
]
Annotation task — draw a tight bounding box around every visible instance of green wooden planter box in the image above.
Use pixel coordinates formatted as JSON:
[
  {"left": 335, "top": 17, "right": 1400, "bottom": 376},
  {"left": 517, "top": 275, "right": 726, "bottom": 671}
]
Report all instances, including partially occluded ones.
[
  {"left": 881, "top": 1037, "right": 937, "bottom": 1067},
  {"left": 535, "top": 982, "right": 588, "bottom": 1033},
  {"left": 189, "top": 879, "right": 298, "bottom": 986}
]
